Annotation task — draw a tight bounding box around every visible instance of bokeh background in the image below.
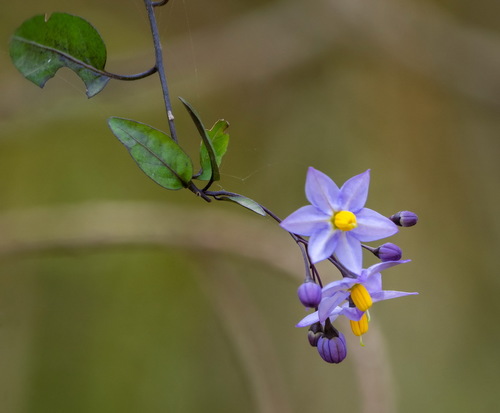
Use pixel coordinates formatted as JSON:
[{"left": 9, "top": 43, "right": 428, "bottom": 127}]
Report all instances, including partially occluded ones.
[{"left": 1, "top": 0, "right": 499, "bottom": 412}]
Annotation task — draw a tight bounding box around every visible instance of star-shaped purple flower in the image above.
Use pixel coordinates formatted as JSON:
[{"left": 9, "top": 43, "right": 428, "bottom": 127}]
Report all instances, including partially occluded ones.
[
  {"left": 280, "top": 167, "right": 398, "bottom": 272},
  {"left": 296, "top": 260, "right": 418, "bottom": 328}
]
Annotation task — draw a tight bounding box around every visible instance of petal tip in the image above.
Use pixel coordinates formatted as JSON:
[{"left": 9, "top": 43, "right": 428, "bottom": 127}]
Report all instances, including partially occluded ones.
[{"left": 307, "top": 166, "right": 319, "bottom": 176}]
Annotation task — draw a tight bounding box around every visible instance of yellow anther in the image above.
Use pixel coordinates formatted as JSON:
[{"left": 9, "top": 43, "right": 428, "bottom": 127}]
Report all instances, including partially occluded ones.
[
  {"left": 350, "top": 284, "right": 373, "bottom": 312},
  {"left": 350, "top": 313, "right": 369, "bottom": 337},
  {"left": 333, "top": 210, "right": 357, "bottom": 231}
]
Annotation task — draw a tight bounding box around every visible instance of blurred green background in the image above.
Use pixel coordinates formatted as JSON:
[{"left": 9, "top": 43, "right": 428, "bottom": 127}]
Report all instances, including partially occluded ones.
[{"left": 1, "top": 0, "right": 499, "bottom": 412}]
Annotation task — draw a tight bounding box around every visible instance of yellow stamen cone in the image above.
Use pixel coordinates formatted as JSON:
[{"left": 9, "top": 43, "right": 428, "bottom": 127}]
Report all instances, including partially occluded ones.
[
  {"left": 350, "top": 313, "right": 369, "bottom": 337},
  {"left": 333, "top": 210, "right": 357, "bottom": 231},
  {"left": 350, "top": 284, "right": 373, "bottom": 312}
]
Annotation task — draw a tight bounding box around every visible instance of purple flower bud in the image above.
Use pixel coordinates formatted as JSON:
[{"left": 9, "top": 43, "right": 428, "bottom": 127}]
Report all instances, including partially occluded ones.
[
  {"left": 308, "top": 322, "right": 323, "bottom": 347},
  {"left": 317, "top": 332, "right": 347, "bottom": 364},
  {"left": 390, "top": 211, "right": 418, "bottom": 227},
  {"left": 298, "top": 281, "right": 322, "bottom": 308},
  {"left": 375, "top": 243, "right": 402, "bottom": 261}
]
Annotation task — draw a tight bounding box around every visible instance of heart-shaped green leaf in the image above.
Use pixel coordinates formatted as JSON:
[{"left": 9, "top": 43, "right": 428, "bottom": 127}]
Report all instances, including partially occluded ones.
[
  {"left": 109, "top": 117, "right": 193, "bottom": 190},
  {"left": 10, "top": 13, "right": 109, "bottom": 97},
  {"left": 197, "top": 120, "right": 230, "bottom": 181}
]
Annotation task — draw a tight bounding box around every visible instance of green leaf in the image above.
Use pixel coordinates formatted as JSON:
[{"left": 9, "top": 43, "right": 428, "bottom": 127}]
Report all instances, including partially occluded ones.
[
  {"left": 108, "top": 117, "right": 193, "bottom": 190},
  {"left": 9, "top": 13, "right": 109, "bottom": 97},
  {"left": 179, "top": 97, "right": 220, "bottom": 182},
  {"left": 219, "top": 195, "right": 266, "bottom": 216},
  {"left": 197, "top": 120, "right": 230, "bottom": 181}
]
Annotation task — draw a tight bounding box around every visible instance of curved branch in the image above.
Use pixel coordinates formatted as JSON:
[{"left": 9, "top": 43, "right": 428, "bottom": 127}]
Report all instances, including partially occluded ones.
[
  {"left": 144, "top": 0, "right": 179, "bottom": 142},
  {"left": 152, "top": 0, "right": 170, "bottom": 7},
  {"left": 11, "top": 37, "right": 157, "bottom": 81},
  {"left": 109, "top": 66, "right": 158, "bottom": 81},
  {"left": 0, "top": 202, "right": 300, "bottom": 274}
]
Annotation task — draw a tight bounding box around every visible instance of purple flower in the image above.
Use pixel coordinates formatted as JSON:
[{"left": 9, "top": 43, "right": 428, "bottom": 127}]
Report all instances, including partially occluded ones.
[
  {"left": 280, "top": 167, "right": 398, "bottom": 272},
  {"left": 390, "top": 211, "right": 418, "bottom": 227},
  {"left": 375, "top": 242, "right": 402, "bottom": 261},
  {"left": 297, "top": 281, "right": 322, "bottom": 308},
  {"left": 317, "top": 333, "right": 347, "bottom": 364},
  {"left": 296, "top": 260, "right": 418, "bottom": 328},
  {"left": 307, "top": 323, "right": 323, "bottom": 347}
]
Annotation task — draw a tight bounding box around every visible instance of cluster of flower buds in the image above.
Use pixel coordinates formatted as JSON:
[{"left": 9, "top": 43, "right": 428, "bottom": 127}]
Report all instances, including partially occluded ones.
[{"left": 281, "top": 167, "right": 418, "bottom": 364}]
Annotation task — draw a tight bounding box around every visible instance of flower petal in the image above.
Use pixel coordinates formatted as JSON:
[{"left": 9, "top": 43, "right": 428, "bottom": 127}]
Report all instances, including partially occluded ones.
[
  {"left": 338, "top": 170, "right": 370, "bottom": 212},
  {"left": 371, "top": 290, "right": 418, "bottom": 303},
  {"left": 308, "top": 227, "right": 339, "bottom": 264},
  {"left": 326, "top": 309, "right": 344, "bottom": 324},
  {"left": 318, "top": 291, "right": 350, "bottom": 322},
  {"left": 296, "top": 311, "right": 320, "bottom": 327},
  {"left": 305, "top": 167, "right": 340, "bottom": 214},
  {"left": 364, "top": 272, "right": 382, "bottom": 293},
  {"left": 365, "top": 260, "right": 411, "bottom": 278},
  {"left": 340, "top": 306, "right": 365, "bottom": 321},
  {"left": 334, "top": 233, "right": 362, "bottom": 273},
  {"left": 352, "top": 208, "right": 399, "bottom": 242},
  {"left": 280, "top": 205, "right": 329, "bottom": 236},
  {"left": 322, "top": 277, "right": 357, "bottom": 296}
]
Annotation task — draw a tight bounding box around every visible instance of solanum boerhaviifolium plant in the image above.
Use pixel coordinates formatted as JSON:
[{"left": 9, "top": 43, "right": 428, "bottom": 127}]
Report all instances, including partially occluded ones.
[{"left": 9, "top": 0, "right": 418, "bottom": 364}]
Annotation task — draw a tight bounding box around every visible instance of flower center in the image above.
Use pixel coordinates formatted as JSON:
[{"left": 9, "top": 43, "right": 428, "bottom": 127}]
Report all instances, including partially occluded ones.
[
  {"left": 332, "top": 210, "right": 357, "bottom": 231},
  {"left": 350, "top": 313, "right": 369, "bottom": 337},
  {"left": 350, "top": 284, "right": 373, "bottom": 312}
]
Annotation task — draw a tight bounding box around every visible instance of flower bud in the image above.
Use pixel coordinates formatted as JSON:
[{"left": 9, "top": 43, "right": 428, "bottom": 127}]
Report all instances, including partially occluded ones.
[
  {"left": 297, "top": 281, "right": 322, "bottom": 308},
  {"left": 307, "top": 322, "right": 323, "bottom": 347},
  {"left": 390, "top": 211, "right": 418, "bottom": 227},
  {"left": 374, "top": 242, "right": 402, "bottom": 261},
  {"left": 317, "top": 332, "right": 347, "bottom": 364}
]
